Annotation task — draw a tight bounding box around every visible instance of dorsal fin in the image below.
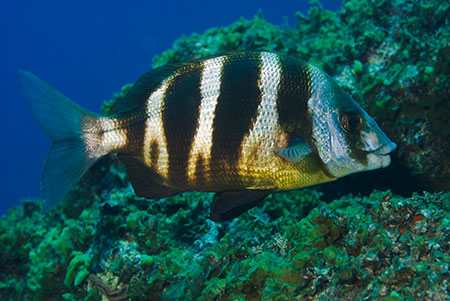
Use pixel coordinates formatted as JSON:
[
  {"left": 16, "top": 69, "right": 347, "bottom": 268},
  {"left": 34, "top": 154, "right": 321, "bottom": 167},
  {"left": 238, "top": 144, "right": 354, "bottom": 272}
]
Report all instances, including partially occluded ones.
[
  {"left": 116, "top": 62, "right": 194, "bottom": 113},
  {"left": 116, "top": 65, "right": 175, "bottom": 113},
  {"left": 116, "top": 51, "right": 260, "bottom": 113}
]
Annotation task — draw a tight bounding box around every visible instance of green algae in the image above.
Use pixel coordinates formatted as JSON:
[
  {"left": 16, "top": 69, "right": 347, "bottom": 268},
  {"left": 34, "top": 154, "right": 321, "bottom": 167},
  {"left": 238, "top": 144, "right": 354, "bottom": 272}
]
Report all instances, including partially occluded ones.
[
  {"left": 65, "top": 251, "right": 92, "bottom": 288},
  {"left": 2, "top": 0, "right": 450, "bottom": 299}
]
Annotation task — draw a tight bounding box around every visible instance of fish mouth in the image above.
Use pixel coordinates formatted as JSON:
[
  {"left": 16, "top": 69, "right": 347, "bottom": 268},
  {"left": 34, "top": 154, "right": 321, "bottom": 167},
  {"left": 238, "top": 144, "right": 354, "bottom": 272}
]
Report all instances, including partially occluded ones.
[
  {"left": 371, "top": 141, "right": 397, "bottom": 156},
  {"left": 368, "top": 141, "right": 397, "bottom": 168}
]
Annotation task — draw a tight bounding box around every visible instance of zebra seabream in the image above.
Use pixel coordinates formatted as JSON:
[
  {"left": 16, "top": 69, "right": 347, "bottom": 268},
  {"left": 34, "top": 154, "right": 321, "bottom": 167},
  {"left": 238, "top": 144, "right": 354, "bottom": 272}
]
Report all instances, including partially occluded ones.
[{"left": 20, "top": 51, "right": 396, "bottom": 221}]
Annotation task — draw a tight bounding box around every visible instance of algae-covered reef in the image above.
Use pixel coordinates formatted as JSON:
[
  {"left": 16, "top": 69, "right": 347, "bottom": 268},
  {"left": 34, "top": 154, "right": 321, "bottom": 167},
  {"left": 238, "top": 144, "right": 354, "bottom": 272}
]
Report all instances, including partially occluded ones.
[
  {"left": 2, "top": 187, "right": 449, "bottom": 299},
  {"left": 2, "top": 0, "right": 450, "bottom": 299}
]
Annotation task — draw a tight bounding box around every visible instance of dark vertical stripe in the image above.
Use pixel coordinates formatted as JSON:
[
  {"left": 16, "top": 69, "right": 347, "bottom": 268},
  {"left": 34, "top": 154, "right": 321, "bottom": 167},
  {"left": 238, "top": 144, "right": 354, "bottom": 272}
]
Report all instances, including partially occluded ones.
[
  {"left": 126, "top": 121, "right": 146, "bottom": 156},
  {"left": 210, "top": 53, "right": 263, "bottom": 175},
  {"left": 194, "top": 155, "right": 206, "bottom": 187},
  {"left": 276, "top": 55, "right": 313, "bottom": 138},
  {"left": 162, "top": 63, "right": 203, "bottom": 185},
  {"left": 149, "top": 141, "right": 159, "bottom": 169},
  {"left": 116, "top": 108, "right": 147, "bottom": 156}
]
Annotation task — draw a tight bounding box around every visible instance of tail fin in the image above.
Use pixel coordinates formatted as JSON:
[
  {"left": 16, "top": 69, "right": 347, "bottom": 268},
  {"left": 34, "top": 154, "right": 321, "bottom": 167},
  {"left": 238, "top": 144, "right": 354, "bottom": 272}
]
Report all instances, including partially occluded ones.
[{"left": 19, "top": 70, "right": 105, "bottom": 210}]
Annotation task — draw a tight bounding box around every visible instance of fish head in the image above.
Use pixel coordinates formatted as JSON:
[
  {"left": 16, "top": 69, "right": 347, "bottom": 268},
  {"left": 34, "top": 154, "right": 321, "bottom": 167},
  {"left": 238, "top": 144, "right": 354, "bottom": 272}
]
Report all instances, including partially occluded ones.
[{"left": 308, "top": 67, "right": 397, "bottom": 178}]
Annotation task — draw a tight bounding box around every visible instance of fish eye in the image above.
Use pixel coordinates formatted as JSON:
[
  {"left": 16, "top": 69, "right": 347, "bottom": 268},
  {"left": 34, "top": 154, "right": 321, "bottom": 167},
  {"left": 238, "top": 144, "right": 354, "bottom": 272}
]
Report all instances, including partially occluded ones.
[{"left": 341, "top": 112, "right": 362, "bottom": 132}]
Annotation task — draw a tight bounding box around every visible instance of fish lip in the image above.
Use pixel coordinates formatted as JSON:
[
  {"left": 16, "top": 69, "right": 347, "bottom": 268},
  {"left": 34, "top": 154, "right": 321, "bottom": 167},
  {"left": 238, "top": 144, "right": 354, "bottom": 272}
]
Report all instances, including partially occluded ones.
[{"left": 371, "top": 141, "right": 397, "bottom": 155}]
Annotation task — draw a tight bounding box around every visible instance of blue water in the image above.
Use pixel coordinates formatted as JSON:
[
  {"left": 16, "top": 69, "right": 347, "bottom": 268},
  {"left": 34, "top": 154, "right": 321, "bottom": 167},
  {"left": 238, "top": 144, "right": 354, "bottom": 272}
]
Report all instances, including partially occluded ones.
[{"left": 0, "top": 0, "right": 342, "bottom": 214}]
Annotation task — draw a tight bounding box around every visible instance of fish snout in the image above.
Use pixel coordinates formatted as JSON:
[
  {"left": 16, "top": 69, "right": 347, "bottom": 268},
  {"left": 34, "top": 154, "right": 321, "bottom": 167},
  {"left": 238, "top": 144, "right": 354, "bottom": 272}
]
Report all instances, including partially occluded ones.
[
  {"left": 372, "top": 141, "right": 397, "bottom": 156},
  {"left": 368, "top": 141, "right": 397, "bottom": 168}
]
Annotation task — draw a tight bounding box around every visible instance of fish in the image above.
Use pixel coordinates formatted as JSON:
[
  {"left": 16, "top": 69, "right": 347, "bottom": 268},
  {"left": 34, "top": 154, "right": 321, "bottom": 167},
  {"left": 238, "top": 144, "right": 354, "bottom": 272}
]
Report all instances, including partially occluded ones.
[{"left": 19, "top": 51, "right": 396, "bottom": 221}]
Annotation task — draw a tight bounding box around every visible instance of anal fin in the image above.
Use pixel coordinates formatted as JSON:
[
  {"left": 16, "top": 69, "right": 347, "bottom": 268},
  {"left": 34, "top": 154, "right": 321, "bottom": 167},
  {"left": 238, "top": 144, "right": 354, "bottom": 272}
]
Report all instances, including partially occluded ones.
[
  {"left": 210, "top": 190, "right": 272, "bottom": 222},
  {"left": 118, "top": 155, "right": 182, "bottom": 199}
]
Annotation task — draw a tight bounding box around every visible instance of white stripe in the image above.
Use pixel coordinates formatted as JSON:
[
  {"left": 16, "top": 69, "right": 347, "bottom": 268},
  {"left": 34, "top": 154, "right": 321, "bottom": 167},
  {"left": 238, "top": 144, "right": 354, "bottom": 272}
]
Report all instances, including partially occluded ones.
[
  {"left": 99, "top": 118, "right": 128, "bottom": 152},
  {"left": 143, "top": 79, "right": 170, "bottom": 178},
  {"left": 239, "top": 52, "right": 281, "bottom": 167},
  {"left": 187, "top": 56, "right": 224, "bottom": 181}
]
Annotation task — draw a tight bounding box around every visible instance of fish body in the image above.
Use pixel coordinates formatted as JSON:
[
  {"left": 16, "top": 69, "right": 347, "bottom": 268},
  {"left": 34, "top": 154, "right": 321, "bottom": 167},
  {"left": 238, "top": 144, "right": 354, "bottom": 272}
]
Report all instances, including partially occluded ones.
[{"left": 20, "top": 51, "right": 396, "bottom": 221}]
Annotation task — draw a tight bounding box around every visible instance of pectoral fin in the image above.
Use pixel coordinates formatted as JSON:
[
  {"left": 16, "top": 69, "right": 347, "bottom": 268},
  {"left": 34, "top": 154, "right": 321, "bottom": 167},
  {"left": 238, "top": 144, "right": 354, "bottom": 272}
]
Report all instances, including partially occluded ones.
[
  {"left": 210, "top": 190, "right": 272, "bottom": 222},
  {"left": 118, "top": 155, "right": 182, "bottom": 199},
  {"left": 273, "top": 137, "right": 312, "bottom": 163}
]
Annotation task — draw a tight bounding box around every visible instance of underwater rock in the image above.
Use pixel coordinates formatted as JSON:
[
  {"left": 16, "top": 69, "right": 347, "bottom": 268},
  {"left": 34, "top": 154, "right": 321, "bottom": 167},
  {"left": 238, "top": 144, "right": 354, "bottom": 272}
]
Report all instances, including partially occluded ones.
[{"left": 1, "top": 0, "right": 449, "bottom": 299}]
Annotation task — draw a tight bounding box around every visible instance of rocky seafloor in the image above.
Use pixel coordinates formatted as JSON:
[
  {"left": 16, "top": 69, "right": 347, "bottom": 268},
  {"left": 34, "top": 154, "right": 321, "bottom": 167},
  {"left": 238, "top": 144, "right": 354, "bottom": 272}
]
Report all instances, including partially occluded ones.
[{"left": 1, "top": 0, "right": 449, "bottom": 299}]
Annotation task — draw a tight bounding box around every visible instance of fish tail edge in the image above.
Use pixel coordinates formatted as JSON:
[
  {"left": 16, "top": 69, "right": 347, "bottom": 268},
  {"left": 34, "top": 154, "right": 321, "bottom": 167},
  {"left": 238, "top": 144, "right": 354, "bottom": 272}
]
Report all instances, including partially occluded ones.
[{"left": 18, "top": 70, "right": 104, "bottom": 211}]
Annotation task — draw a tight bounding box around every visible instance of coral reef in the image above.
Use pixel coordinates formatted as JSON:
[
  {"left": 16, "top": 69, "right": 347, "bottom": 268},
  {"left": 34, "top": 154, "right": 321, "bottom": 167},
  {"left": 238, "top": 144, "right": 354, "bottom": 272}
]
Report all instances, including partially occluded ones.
[
  {"left": 1, "top": 184, "right": 449, "bottom": 299},
  {"left": 2, "top": 0, "right": 449, "bottom": 299}
]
